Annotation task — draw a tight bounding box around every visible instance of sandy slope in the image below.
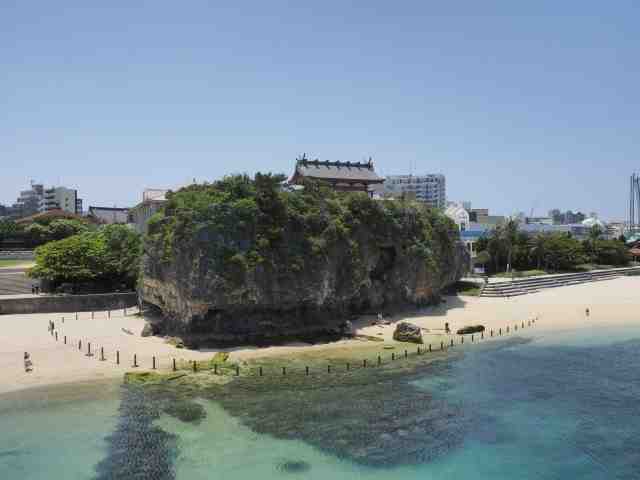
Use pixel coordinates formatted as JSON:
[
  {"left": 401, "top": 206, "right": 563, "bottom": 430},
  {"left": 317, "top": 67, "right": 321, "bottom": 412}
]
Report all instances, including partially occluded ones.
[{"left": 1, "top": 276, "right": 639, "bottom": 395}]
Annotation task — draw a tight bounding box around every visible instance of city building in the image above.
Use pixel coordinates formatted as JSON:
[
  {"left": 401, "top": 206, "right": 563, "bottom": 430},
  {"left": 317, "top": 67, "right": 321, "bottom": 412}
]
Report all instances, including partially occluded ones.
[
  {"left": 383, "top": 174, "right": 446, "bottom": 209},
  {"left": 445, "top": 202, "right": 470, "bottom": 231},
  {"left": 290, "top": 156, "right": 384, "bottom": 196},
  {"left": 525, "top": 216, "right": 553, "bottom": 225},
  {"left": 40, "top": 186, "right": 80, "bottom": 214},
  {"left": 12, "top": 182, "right": 44, "bottom": 218},
  {"left": 549, "top": 209, "right": 586, "bottom": 225},
  {"left": 88, "top": 206, "right": 129, "bottom": 224},
  {"left": 129, "top": 189, "right": 168, "bottom": 234}
]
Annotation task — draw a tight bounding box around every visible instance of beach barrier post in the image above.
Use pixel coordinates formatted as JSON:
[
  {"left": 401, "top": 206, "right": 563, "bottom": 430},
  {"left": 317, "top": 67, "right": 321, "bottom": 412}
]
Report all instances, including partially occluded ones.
[
  {"left": 152, "top": 356, "right": 156, "bottom": 370},
  {"left": 377, "top": 355, "right": 381, "bottom": 365},
  {"left": 499, "top": 328, "right": 502, "bottom": 335},
  {"left": 62, "top": 316, "right": 64, "bottom": 323},
  {"left": 108, "top": 310, "right": 111, "bottom": 319},
  {"left": 116, "top": 351, "right": 120, "bottom": 365},
  {"left": 306, "top": 366, "right": 309, "bottom": 375},
  {"left": 236, "top": 365, "right": 240, "bottom": 376},
  {"left": 64, "top": 336, "right": 66, "bottom": 344},
  {"left": 346, "top": 362, "right": 350, "bottom": 371},
  {"left": 192, "top": 360, "right": 196, "bottom": 372},
  {"left": 507, "top": 326, "right": 509, "bottom": 333},
  {"left": 87, "top": 343, "right": 92, "bottom": 357},
  {"left": 481, "top": 332, "right": 484, "bottom": 340},
  {"left": 451, "top": 339, "right": 454, "bottom": 347},
  {"left": 490, "top": 330, "right": 493, "bottom": 337},
  {"left": 471, "top": 334, "right": 474, "bottom": 342},
  {"left": 79, "top": 340, "right": 82, "bottom": 350},
  {"left": 417, "top": 347, "right": 421, "bottom": 355},
  {"left": 441, "top": 341, "right": 444, "bottom": 350},
  {"left": 75, "top": 313, "right": 78, "bottom": 320},
  {"left": 133, "top": 354, "right": 138, "bottom": 368},
  {"left": 55, "top": 332, "right": 58, "bottom": 341},
  {"left": 405, "top": 350, "right": 408, "bottom": 359},
  {"left": 327, "top": 365, "right": 331, "bottom": 374},
  {"left": 461, "top": 336, "right": 464, "bottom": 344},
  {"left": 429, "top": 344, "right": 432, "bottom": 352},
  {"left": 213, "top": 364, "right": 217, "bottom": 375},
  {"left": 259, "top": 366, "right": 263, "bottom": 376},
  {"left": 173, "top": 358, "right": 176, "bottom": 371},
  {"left": 391, "top": 352, "right": 395, "bottom": 361},
  {"left": 282, "top": 366, "right": 286, "bottom": 376},
  {"left": 522, "top": 322, "right": 524, "bottom": 328},
  {"left": 363, "top": 359, "right": 367, "bottom": 368},
  {"left": 100, "top": 347, "right": 105, "bottom": 361}
]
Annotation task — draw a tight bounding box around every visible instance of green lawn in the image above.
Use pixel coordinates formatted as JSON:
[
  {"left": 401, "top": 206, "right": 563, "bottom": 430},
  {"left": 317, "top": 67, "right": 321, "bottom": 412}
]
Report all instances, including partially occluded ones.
[
  {"left": 492, "top": 269, "right": 548, "bottom": 279},
  {"left": 0, "top": 259, "right": 34, "bottom": 268}
]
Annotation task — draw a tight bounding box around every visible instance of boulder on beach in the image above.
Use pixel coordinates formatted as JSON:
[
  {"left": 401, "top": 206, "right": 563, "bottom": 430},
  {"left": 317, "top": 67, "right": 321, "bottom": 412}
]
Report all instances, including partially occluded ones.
[
  {"left": 392, "top": 322, "right": 423, "bottom": 344},
  {"left": 456, "top": 325, "right": 485, "bottom": 335},
  {"left": 141, "top": 322, "right": 154, "bottom": 337}
]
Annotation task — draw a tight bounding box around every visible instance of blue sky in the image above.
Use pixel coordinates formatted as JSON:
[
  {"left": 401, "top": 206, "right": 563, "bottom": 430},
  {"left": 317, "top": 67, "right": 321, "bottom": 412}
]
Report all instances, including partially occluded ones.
[{"left": 2, "top": 1, "right": 639, "bottom": 220}]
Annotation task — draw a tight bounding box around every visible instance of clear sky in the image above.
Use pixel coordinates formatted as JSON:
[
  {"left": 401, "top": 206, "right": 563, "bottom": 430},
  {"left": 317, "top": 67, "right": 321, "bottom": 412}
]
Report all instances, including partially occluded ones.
[{"left": 2, "top": 1, "right": 639, "bottom": 220}]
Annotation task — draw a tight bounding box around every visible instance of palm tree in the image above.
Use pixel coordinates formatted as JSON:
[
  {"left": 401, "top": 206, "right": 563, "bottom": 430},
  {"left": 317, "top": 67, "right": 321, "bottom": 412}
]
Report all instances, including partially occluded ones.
[
  {"left": 528, "top": 233, "right": 548, "bottom": 270},
  {"left": 502, "top": 218, "right": 520, "bottom": 272},
  {"left": 587, "top": 224, "right": 603, "bottom": 261}
]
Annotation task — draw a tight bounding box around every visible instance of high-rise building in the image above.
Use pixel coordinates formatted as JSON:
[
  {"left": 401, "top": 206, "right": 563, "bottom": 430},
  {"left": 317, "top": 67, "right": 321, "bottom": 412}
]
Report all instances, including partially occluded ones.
[
  {"left": 383, "top": 174, "right": 446, "bottom": 209},
  {"left": 40, "top": 186, "right": 79, "bottom": 214}
]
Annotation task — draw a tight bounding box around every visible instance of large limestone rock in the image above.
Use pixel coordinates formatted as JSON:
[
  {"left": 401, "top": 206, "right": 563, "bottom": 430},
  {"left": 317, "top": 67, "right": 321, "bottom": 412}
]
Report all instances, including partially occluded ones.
[
  {"left": 392, "top": 322, "right": 423, "bottom": 344},
  {"left": 140, "top": 179, "right": 469, "bottom": 346}
]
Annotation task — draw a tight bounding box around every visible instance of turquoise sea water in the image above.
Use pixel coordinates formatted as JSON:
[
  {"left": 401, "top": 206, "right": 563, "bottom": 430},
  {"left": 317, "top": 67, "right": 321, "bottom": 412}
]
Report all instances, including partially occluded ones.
[{"left": 2, "top": 325, "right": 640, "bottom": 479}]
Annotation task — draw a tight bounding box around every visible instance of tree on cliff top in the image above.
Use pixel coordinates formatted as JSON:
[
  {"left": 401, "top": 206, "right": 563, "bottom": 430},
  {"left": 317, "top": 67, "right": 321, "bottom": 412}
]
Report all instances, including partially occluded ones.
[
  {"left": 145, "top": 173, "right": 461, "bottom": 289},
  {"left": 29, "top": 224, "right": 141, "bottom": 288}
]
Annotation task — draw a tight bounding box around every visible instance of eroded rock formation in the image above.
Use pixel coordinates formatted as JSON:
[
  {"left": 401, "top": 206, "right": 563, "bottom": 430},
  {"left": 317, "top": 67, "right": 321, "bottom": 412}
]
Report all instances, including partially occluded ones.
[{"left": 140, "top": 175, "right": 468, "bottom": 345}]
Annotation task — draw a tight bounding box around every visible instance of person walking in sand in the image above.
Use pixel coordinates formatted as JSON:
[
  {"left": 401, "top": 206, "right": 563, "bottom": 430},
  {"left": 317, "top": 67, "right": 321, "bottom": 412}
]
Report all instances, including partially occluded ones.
[{"left": 24, "top": 352, "right": 33, "bottom": 373}]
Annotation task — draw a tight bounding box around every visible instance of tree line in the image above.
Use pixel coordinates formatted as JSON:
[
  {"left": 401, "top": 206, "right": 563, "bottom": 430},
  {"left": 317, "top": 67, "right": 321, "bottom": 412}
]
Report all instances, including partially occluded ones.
[{"left": 474, "top": 219, "right": 630, "bottom": 274}]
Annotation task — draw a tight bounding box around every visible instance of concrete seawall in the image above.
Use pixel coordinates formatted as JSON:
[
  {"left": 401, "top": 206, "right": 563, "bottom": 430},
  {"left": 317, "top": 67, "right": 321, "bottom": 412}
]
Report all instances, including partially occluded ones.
[{"left": 0, "top": 292, "right": 137, "bottom": 315}]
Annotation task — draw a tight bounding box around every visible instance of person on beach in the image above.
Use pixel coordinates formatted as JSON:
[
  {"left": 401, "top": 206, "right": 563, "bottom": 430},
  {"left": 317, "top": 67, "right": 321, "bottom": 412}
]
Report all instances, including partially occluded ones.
[
  {"left": 585, "top": 308, "right": 590, "bottom": 317},
  {"left": 445, "top": 322, "right": 451, "bottom": 334},
  {"left": 24, "top": 352, "right": 33, "bottom": 373}
]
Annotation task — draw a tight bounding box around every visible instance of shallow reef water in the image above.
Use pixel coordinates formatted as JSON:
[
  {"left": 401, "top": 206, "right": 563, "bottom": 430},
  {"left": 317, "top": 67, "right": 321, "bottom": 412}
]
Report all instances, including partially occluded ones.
[{"left": 2, "top": 326, "right": 640, "bottom": 479}]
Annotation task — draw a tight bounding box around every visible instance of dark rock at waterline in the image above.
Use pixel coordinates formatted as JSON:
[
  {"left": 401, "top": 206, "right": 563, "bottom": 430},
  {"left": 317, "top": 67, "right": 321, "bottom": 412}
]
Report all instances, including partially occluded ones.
[
  {"left": 393, "top": 322, "right": 423, "bottom": 344},
  {"left": 456, "top": 325, "right": 485, "bottom": 335},
  {"left": 277, "top": 460, "right": 311, "bottom": 473}
]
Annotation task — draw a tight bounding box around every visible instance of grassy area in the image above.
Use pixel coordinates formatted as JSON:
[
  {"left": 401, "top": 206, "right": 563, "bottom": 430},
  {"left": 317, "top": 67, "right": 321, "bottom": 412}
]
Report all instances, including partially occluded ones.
[
  {"left": 0, "top": 259, "right": 34, "bottom": 268},
  {"left": 492, "top": 269, "right": 548, "bottom": 279},
  {"left": 450, "top": 280, "right": 482, "bottom": 296}
]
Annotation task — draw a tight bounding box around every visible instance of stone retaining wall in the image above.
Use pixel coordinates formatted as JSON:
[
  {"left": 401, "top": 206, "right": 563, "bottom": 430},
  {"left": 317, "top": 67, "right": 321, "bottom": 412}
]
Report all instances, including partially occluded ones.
[{"left": 0, "top": 292, "right": 137, "bottom": 315}]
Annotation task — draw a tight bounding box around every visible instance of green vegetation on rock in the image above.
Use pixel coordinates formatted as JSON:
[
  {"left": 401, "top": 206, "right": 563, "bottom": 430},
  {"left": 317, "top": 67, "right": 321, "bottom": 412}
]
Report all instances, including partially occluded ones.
[{"left": 142, "top": 174, "right": 468, "bottom": 343}]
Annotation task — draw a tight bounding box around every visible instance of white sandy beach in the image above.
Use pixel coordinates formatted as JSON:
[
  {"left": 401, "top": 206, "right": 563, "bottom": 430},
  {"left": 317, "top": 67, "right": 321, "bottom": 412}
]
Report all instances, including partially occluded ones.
[{"left": 1, "top": 276, "right": 639, "bottom": 395}]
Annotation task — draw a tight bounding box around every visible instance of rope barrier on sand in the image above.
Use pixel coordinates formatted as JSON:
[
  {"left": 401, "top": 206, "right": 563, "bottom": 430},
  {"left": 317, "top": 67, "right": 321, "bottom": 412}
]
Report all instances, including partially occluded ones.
[{"left": 46, "top": 313, "right": 540, "bottom": 379}]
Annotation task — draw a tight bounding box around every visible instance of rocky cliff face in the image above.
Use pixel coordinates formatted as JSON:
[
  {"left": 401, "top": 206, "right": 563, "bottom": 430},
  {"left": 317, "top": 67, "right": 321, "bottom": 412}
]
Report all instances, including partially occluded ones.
[{"left": 141, "top": 175, "right": 469, "bottom": 345}]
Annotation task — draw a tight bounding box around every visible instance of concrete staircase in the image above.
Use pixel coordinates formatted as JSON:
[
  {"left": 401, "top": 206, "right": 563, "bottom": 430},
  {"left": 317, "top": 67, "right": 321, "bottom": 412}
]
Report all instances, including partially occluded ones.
[
  {"left": 0, "top": 272, "right": 36, "bottom": 296},
  {"left": 480, "top": 267, "right": 640, "bottom": 298}
]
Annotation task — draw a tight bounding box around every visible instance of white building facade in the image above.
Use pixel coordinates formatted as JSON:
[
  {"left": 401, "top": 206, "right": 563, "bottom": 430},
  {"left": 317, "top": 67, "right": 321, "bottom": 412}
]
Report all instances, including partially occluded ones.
[
  {"left": 40, "top": 186, "right": 80, "bottom": 214},
  {"left": 445, "top": 202, "right": 470, "bottom": 231},
  {"left": 384, "top": 174, "right": 446, "bottom": 209}
]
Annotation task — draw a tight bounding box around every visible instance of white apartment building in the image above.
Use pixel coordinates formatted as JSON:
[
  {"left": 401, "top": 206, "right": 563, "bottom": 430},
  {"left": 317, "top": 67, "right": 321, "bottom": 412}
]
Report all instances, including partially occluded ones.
[
  {"left": 40, "top": 186, "right": 80, "bottom": 214},
  {"left": 383, "top": 174, "right": 446, "bottom": 209}
]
